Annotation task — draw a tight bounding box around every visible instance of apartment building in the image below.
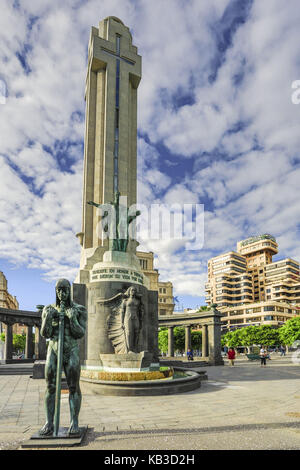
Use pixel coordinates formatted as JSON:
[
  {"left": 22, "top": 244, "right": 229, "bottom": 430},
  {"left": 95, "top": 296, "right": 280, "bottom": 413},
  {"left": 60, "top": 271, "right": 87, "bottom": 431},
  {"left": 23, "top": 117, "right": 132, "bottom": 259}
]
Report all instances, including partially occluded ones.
[
  {"left": 205, "top": 234, "right": 300, "bottom": 329},
  {"left": 136, "top": 251, "right": 175, "bottom": 316},
  {"left": 220, "top": 301, "right": 297, "bottom": 329}
]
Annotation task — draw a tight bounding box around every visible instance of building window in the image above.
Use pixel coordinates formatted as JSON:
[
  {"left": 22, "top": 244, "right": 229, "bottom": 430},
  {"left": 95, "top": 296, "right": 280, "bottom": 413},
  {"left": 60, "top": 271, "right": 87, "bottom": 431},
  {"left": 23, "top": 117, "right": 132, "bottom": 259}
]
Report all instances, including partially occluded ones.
[{"left": 140, "top": 259, "right": 148, "bottom": 270}]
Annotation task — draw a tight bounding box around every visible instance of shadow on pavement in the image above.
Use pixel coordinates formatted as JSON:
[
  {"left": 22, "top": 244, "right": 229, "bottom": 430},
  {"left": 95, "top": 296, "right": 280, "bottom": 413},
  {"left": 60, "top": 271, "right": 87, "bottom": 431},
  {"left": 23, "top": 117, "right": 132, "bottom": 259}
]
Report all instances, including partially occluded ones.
[{"left": 83, "top": 420, "right": 300, "bottom": 446}]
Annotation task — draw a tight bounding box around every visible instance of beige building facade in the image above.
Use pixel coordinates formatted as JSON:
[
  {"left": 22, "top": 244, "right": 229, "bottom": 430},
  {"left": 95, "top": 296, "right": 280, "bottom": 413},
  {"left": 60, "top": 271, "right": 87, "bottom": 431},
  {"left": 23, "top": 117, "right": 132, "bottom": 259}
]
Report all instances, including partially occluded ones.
[
  {"left": 0, "top": 271, "right": 20, "bottom": 334},
  {"left": 136, "top": 251, "right": 175, "bottom": 316},
  {"left": 205, "top": 234, "right": 300, "bottom": 329}
]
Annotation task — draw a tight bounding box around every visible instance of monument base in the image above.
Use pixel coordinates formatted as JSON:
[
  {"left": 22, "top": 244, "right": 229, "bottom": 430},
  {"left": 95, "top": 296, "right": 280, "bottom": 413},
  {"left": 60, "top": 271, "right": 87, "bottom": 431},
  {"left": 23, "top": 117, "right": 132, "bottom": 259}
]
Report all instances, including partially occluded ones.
[
  {"left": 32, "top": 360, "right": 46, "bottom": 379},
  {"left": 21, "top": 426, "right": 88, "bottom": 448},
  {"left": 100, "top": 351, "right": 153, "bottom": 370},
  {"left": 80, "top": 370, "right": 201, "bottom": 396}
]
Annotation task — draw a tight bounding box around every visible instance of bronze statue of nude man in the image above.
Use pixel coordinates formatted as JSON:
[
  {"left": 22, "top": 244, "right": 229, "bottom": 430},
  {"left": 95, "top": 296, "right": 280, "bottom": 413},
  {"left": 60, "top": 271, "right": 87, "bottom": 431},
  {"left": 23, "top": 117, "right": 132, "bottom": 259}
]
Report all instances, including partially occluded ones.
[{"left": 39, "top": 279, "right": 87, "bottom": 436}]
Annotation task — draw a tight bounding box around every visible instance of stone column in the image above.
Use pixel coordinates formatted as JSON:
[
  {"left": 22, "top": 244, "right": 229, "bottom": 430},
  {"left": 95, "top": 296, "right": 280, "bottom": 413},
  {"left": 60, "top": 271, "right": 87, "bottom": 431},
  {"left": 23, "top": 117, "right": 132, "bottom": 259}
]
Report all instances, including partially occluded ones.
[
  {"left": 202, "top": 324, "right": 208, "bottom": 358},
  {"left": 4, "top": 322, "right": 13, "bottom": 361},
  {"left": 185, "top": 325, "right": 191, "bottom": 353},
  {"left": 168, "top": 326, "right": 174, "bottom": 357},
  {"left": 35, "top": 327, "right": 47, "bottom": 360},
  {"left": 208, "top": 321, "right": 224, "bottom": 365},
  {"left": 72, "top": 283, "right": 87, "bottom": 364},
  {"left": 25, "top": 326, "right": 34, "bottom": 359},
  {"left": 148, "top": 290, "right": 159, "bottom": 363}
]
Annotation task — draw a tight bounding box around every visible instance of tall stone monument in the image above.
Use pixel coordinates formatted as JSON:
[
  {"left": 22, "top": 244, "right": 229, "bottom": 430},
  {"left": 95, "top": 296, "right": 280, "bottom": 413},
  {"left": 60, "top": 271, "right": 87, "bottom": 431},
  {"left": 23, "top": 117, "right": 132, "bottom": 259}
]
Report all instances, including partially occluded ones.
[
  {"left": 75, "top": 17, "right": 159, "bottom": 377},
  {"left": 76, "top": 16, "right": 141, "bottom": 260}
]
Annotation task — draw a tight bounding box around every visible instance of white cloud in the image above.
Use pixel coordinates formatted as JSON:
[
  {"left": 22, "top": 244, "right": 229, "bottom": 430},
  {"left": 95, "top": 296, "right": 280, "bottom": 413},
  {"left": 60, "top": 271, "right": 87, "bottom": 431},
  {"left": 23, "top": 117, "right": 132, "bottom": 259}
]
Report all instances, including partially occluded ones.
[{"left": 1, "top": 0, "right": 300, "bottom": 304}]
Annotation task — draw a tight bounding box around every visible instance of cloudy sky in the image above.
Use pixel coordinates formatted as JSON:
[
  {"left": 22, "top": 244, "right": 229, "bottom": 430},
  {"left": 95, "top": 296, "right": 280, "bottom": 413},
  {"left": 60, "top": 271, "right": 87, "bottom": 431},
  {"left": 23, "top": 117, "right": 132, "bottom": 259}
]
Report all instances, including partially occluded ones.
[{"left": 1, "top": 0, "right": 300, "bottom": 311}]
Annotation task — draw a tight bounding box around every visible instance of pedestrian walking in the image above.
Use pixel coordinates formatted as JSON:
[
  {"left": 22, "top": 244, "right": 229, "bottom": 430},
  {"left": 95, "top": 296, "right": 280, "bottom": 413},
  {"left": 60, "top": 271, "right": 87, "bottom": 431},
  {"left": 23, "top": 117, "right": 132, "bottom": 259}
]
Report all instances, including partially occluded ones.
[
  {"left": 260, "top": 346, "right": 267, "bottom": 367},
  {"left": 227, "top": 347, "right": 235, "bottom": 366},
  {"left": 280, "top": 345, "right": 286, "bottom": 357}
]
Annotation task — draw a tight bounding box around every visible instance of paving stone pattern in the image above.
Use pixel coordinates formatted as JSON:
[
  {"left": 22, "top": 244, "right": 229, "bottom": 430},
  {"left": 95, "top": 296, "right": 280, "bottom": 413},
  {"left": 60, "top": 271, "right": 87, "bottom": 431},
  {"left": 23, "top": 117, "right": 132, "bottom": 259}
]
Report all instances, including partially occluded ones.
[{"left": 0, "top": 354, "right": 300, "bottom": 450}]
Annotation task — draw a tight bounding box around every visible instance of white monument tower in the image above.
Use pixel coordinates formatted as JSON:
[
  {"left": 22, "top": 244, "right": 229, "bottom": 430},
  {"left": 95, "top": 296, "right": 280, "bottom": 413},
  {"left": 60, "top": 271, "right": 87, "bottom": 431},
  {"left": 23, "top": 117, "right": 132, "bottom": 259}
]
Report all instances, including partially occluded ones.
[
  {"left": 75, "top": 18, "right": 158, "bottom": 375},
  {"left": 76, "top": 16, "right": 142, "bottom": 281}
]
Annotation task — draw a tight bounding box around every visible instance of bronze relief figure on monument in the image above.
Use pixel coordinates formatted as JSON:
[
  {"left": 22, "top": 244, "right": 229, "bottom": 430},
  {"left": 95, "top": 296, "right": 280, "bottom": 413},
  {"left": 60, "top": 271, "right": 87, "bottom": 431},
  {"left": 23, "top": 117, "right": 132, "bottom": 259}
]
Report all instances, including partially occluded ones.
[{"left": 106, "top": 286, "right": 144, "bottom": 354}]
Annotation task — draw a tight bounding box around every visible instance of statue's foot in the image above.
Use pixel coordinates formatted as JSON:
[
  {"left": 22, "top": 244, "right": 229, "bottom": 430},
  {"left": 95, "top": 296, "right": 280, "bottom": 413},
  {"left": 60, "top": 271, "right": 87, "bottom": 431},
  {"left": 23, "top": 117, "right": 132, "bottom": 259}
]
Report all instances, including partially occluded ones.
[
  {"left": 68, "top": 420, "right": 80, "bottom": 436},
  {"left": 39, "top": 422, "right": 54, "bottom": 436}
]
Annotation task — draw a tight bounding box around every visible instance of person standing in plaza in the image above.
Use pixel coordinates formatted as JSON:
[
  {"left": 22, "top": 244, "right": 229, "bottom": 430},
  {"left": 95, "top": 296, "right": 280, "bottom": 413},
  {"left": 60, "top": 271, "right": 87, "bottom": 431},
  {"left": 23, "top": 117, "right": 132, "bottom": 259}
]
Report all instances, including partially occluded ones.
[
  {"left": 227, "top": 347, "right": 235, "bottom": 366},
  {"left": 280, "top": 345, "right": 286, "bottom": 357},
  {"left": 187, "top": 348, "right": 194, "bottom": 361},
  {"left": 260, "top": 346, "right": 267, "bottom": 367}
]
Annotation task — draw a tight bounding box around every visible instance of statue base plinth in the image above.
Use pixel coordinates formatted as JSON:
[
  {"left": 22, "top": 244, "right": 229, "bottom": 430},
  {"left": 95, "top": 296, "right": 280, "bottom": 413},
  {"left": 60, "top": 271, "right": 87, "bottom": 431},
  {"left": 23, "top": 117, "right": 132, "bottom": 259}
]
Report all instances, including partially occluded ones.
[
  {"left": 21, "top": 426, "right": 88, "bottom": 448},
  {"left": 89, "top": 250, "right": 150, "bottom": 288},
  {"left": 99, "top": 351, "right": 153, "bottom": 371}
]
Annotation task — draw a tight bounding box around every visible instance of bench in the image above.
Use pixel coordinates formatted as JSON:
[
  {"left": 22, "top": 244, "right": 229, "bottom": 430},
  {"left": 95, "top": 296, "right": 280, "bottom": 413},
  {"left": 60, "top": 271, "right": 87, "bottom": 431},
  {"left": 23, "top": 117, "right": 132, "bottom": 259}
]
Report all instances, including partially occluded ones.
[{"left": 246, "top": 354, "right": 270, "bottom": 361}]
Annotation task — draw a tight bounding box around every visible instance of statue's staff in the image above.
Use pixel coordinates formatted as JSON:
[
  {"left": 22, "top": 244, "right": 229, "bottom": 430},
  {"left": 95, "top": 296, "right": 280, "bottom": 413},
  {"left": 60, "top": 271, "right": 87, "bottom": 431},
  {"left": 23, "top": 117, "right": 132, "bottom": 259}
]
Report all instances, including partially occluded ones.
[{"left": 53, "top": 300, "right": 65, "bottom": 437}]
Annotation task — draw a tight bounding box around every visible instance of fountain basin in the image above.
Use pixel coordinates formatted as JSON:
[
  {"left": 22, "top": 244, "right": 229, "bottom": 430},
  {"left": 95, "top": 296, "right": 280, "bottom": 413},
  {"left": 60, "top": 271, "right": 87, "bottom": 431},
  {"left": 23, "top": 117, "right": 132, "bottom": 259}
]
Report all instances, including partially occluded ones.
[
  {"left": 80, "top": 368, "right": 201, "bottom": 396},
  {"left": 81, "top": 366, "right": 173, "bottom": 382}
]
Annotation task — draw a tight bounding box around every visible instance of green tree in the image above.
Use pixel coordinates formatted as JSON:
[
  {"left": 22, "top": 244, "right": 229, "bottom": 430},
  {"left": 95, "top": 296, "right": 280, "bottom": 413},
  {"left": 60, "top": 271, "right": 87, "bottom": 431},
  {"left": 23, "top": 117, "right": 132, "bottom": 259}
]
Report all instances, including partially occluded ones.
[
  {"left": 13, "top": 334, "right": 26, "bottom": 352},
  {"left": 174, "top": 327, "right": 185, "bottom": 352},
  {"left": 158, "top": 328, "right": 168, "bottom": 354},
  {"left": 255, "top": 325, "right": 280, "bottom": 347},
  {"left": 221, "top": 329, "right": 244, "bottom": 348},
  {"left": 191, "top": 330, "right": 202, "bottom": 350},
  {"left": 158, "top": 327, "right": 202, "bottom": 354},
  {"left": 279, "top": 316, "right": 300, "bottom": 346},
  {"left": 238, "top": 326, "right": 260, "bottom": 352},
  {"left": 222, "top": 325, "right": 280, "bottom": 350},
  {"left": 0, "top": 332, "right": 27, "bottom": 353}
]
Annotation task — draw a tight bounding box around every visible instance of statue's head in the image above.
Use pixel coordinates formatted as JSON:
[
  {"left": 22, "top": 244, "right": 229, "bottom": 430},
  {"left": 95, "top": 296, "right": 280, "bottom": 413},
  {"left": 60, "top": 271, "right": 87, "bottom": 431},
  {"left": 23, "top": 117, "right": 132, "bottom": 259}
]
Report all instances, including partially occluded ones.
[
  {"left": 127, "top": 286, "right": 138, "bottom": 297},
  {"left": 55, "top": 278, "right": 71, "bottom": 307}
]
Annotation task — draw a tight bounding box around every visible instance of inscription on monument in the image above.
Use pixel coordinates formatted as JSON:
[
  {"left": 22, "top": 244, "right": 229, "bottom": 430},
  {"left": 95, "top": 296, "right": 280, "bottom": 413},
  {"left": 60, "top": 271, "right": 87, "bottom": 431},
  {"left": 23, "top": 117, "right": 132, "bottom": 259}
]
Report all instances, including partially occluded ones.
[{"left": 91, "top": 268, "right": 144, "bottom": 285}]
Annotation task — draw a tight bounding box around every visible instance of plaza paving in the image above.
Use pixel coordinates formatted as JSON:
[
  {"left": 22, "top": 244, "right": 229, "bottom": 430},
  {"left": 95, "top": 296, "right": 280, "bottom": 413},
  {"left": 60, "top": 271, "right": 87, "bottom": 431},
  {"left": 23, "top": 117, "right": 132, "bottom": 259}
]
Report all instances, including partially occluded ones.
[{"left": 0, "top": 354, "right": 300, "bottom": 450}]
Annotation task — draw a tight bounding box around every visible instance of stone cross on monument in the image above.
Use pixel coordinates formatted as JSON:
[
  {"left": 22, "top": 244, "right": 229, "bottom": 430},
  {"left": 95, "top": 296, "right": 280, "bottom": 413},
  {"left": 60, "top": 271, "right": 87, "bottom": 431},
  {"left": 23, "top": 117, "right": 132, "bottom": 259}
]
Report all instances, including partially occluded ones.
[
  {"left": 101, "top": 33, "right": 137, "bottom": 194},
  {"left": 76, "top": 17, "right": 141, "bottom": 257}
]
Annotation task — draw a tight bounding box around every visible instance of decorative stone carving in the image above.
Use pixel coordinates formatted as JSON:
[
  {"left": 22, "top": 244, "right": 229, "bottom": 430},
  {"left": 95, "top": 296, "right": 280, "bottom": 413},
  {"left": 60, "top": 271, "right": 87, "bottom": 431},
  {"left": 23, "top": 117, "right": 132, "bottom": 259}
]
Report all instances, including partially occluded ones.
[{"left": 106, "top": 286, "right": 144, "bottom": 354}]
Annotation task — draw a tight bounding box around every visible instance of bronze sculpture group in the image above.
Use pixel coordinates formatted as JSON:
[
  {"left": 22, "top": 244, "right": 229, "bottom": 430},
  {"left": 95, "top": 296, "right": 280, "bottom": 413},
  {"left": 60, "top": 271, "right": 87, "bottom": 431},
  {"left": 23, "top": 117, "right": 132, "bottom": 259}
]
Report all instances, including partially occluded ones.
[{"left": 88, "top": 190, "right": 140, "bottom": 252}]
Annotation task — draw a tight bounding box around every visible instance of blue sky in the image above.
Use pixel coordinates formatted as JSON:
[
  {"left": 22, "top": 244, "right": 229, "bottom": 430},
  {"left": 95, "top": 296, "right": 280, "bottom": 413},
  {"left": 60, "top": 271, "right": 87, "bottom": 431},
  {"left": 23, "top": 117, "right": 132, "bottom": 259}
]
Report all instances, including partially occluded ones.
[{"left": 1, "top": 0, "right": 300, "bottom": 311}]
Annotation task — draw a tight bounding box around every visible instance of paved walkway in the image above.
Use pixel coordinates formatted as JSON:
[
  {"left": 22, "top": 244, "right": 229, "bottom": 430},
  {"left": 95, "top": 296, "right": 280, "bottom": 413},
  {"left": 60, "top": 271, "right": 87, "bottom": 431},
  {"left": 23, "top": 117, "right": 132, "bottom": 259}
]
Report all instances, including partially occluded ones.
[{"left": 0, "top": 354, "right": 300, "bottom": 450}]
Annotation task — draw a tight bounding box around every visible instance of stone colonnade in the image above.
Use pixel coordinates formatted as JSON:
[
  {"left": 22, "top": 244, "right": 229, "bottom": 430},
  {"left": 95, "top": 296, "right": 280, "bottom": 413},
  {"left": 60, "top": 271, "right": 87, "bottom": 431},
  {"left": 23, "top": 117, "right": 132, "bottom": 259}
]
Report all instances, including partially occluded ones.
[
  {"left": 161, "top": 307, "right": 224, "bottom": 366},
  {"left": 0, "top": 308, "right": 47, "bottom": 362}
]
